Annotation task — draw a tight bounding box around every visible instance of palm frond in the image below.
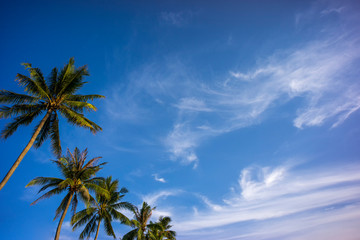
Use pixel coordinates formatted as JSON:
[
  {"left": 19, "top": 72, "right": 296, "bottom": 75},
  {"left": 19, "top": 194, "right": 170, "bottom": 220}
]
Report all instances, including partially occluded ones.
[
  {"left": 22, "top": 63, "right": 50, "bottom": 95},
  {"left": 0, "top": 104, "right": 45, "bottom": 119},
  {"left": 47, "top": 67, "right": 58, "bottom": 95},
  {"left": 79, "top": 215, "right": 98, "bottom": 240},
  {"left": 26, "top": 177, "right": 63, "bottom": 188},
  {"left": 49, "top": 112, "right": 61, "bottom": 157},
  {"left": 71, "top": 207, "right": 97, "bottom": 228},
  {"left": 71, "top": 193, "right": 78, "bottom": 217},
  {"left": 63, "top": 100, "right": 97, "bottom": 112},
  {"left": 58, "top": 105, "right": 102, "bottom": 133},
  {"left": 55, "top": 58, "right": 75, "bottom": 96},
  {"left": 33, "top": 111, "right": 54, "bottom": 148},
  {"left": 16, "top": 73, "right": 49, "bottom": 100},
  {"left": 0, "top": 90, "right": 40, "bottom": 104},
  {"left": 31, "top": 187, "right": 67, "bottom": 206},
  {"left": 66, "top": 94, "right": 105, "bottom": 102},
  {"left": 122, "top": 229, "right": 138, "bottom": 240},
  {"left": 103, "top": 213, "right": 116, "bottom": 238},
  {"left": 57, "top": 65, "right": 89, "bottom": 96},
  {"left": 1, "top": 109, "right": 44, "bottom": 139},
  {"left": 54, "top": 192, "right": 73, "bottom": 219}
]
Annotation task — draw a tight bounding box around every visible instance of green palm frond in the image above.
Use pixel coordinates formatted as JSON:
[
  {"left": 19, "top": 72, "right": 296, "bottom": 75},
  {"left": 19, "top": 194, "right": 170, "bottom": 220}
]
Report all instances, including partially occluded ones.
[
  {"left": 0, "top": 90, "right": 40, "bottom": 104},
  {"left": 79, "top": 215, "right": 98, "bottom": 240},
  {"left": 47, "top": 67, "right": 58, "bottom": 95},
  {"left": 71, "top": 193, "right": 79, "bottom": 217},
  {"left": 67, "top": 94, "right": 104, "bottom": 102},
  {"left": 122, "top": 229, "right": 138, "bottom": 240},
  {"left": 63, "top": 100, "right": 97, "bottom": 112},
  {"left": 103, "top": 214, "right": 116, "bottom": 238},
  {"left": 1, "top": 109, "right": 44, "bottom": 138},
  {"left": 59, "top": 105, "right": 102, "bottom": 133},
  {"left": 33, "top": 112, "right": 54, "bottom": 148},
  {"left": 31, "top": 187, "right": 67, "bottom": 206},
  {"left": 57, "top": 65, "right": 89, "bottom": 97},
  {"left": 71, "top": 207, "right": 97, "bottom": 228},
  {"left": 16, "top": 73, "right": 50, "bottom": 100},
  {"left": 26, "top": 177, "right": 63, "bottom": 188},
  {"left": 54, "top": 192, "right": 73, "bottom": 220},
  {"left": 22, "top": 63, "right": 50, "bottom": 96},
  {"left": 49, "top": 112, "right": 61, "bottom": 157},
  {"left": 56, "top": 58, "right": 75, "bottom": 95},
  {"left": 0, "top": 104, "right": 45, "bottom": 118}
]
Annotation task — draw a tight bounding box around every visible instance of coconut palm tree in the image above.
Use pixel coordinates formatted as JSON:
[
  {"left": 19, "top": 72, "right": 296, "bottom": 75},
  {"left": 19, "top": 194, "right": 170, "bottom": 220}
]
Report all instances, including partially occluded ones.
[
  {"left": 0, "top": 57, "right": 104, "bottom": 190},
  {"left": 122, "top": 202, "right": 156, "bottom": 240},
  {"left": 148, "top": 216, "right": 176, "bottom": 240},
  {"left": 71, "top": 176, "right": 133, "bottom": 240},
  {"left": 26, "top": 148, "right": 107, "bottom": 240}
]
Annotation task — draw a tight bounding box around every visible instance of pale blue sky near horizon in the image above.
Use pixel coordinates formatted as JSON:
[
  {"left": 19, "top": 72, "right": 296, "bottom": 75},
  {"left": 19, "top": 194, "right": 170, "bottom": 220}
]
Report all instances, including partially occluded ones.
[{"left": 1, "top": 0, "right": 360, "bottom": 239}]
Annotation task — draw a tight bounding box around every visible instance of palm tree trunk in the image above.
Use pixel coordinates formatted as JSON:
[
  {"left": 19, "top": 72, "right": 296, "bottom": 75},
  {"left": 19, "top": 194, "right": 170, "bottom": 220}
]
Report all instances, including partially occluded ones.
[
  {"left": 94, "top": 218, "right": 101, "bottom": 240},
  {"left": 54, "top": 192, "right": 73, "bottom": 240},
  {"left": 0, "top": 110, "right": 52, "bottom": 191}
]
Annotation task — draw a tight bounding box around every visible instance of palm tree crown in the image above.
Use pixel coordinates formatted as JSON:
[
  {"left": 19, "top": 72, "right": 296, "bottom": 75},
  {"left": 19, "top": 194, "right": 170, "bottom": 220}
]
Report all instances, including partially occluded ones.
[
  {"left": 0, "top": 58, "right": 104, "bottom": 190},
  {"left": 26, "top": 148, "right": 107, "bottom": 240},
  {"left": 122, "top": 202, "right": 156, "bottom": 240},
  {"left": 72, "top": 176, "right": 133, "bottom": 240},
  {"left": 148, "top": 216, "right": 176, "bottom": 240},
  {"left": 1, "top": 57, "right": 103, "bottom": 154}
]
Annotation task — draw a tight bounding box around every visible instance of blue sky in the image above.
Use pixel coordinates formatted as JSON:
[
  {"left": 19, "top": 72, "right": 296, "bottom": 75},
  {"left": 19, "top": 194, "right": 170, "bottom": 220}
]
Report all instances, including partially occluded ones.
[{"left": 1, "top": 0, "right": 360, "bottom": 239}]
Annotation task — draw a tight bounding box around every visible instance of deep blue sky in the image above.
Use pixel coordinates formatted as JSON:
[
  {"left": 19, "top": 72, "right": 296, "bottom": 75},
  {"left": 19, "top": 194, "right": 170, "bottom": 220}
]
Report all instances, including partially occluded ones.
[{"left": 1, "top": 0, "right": 360, "bottom": 239}]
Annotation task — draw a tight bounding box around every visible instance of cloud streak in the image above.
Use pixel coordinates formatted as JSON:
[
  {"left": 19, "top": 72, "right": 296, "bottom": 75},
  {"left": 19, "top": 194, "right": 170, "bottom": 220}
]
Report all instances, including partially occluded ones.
[{"left": 172, "top": 162, "right": 360, "bottom": 239}]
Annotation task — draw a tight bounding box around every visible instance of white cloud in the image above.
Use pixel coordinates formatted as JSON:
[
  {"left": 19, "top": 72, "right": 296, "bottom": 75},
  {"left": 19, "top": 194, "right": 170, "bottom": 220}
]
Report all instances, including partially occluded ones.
[
  {"left": 153, "top": 174, "right": 166, "bottom": 183},
  {"left": 172, "top": 162, "right": 360, "bottom": 240},
  {"left": 104, "top": 1, "right": 360, "bottom": 166},
  {"left": 142, "top": 190, "right": 182, "bottom": 206},
  {"left": 163, "top": 2, "right": 360, "bottom": 165},
  {"left": 174, "top": 98, "right": 212, "bottom": 112}
]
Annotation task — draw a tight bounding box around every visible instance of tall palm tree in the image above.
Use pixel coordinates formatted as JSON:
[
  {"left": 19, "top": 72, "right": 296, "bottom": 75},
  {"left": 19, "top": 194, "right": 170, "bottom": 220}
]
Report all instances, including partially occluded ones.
[
  {"left": 71, "top": 176, "right": 133, "bottom": 240},
  {"left": 26, "top": 148, "right": 107, "bottom": 240},
  {"left": 0, "top": 58, "right": 104, "bottom": 190},
  {"left": 122, "top": 202, "right": 156, "bottom": 240},
  {"left": 148, "top": 216, "right": 176, "bottom": 240}
]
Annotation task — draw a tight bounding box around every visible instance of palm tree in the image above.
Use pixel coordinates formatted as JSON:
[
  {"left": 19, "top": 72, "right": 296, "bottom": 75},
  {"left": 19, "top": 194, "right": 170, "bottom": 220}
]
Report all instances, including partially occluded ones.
[
  {"left": 26, "top": 148, "right": 107, "bottom": 240},
  {"left": 122, "top": 202, "right": 156, "bottom": 240},
  {"left": 71, "top": 176, "right": 133, "bottom": 240},
  {"left": 0, "top": 57, "right": 104, "bottom": 190},
  {"left": 148, "top": 216, "right": 176, "bottom": 240}
]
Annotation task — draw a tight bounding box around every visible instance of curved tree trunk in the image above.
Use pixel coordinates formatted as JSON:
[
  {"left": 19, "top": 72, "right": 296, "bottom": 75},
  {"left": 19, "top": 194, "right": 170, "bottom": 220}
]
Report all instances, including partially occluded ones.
[
  {"left": 54, "top": 192, "right": 73, "bottom": 240},
  {"left": 94, "top": 217, "right": 101, "bottom": 240},
  {"left": 0, "top": 110, "right": 52, "bottom": 191}
]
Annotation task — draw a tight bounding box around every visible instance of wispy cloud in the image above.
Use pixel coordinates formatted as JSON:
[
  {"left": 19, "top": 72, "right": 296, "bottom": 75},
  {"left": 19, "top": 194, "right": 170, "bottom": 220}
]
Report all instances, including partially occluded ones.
[
  {"left": 163, "top": 1, "right": 360, "bottom": 165},
  {"left": 153, "top": 174, "right": 166, "bottom": 183},
  {"left": 173, "top": 162, "right": 360, "bottom": 239},
  {"left": 142, "top": 189, "right": 182, "bottom": 206},
  {"left": 104, "top": 1, "right": 360, "bottom": 166}
]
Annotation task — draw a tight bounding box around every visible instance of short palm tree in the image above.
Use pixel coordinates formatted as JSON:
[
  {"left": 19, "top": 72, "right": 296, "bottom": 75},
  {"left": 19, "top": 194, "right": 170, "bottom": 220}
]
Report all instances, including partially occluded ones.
[
  {"left": 148, "top": 216, "right": 176, "bottom": 240},
  {"left": 0, "top": 57, "right": 104, "bottom": 190},
  {"left": 26, "top": 148, "right": 107, "bottom": 240},
  {"left": 71, "top": 176, "right": 133, "bottom": 240},
  {"left": 122, "top": 202, "right": 156, "bottom": 240}
]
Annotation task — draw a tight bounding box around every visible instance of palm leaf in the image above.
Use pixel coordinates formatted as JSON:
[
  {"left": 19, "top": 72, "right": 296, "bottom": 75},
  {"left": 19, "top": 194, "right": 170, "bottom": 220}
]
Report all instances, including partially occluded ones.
[
  {"left": 58, "top": 105, "right": 102, "bottom": 133},
  {"left": 1, "top": 109, "right": 44, "bottom": 139},
  {"left": 49, "top": 112, "right": 61, "bottom": 157},
  {"left": 0, "top": 90, "right": 40, "bottom": 104},
  {"left": 0, "top": 104, "right": 45, "bottom": 118},
  {"left": 22, "top": 63, "right": 50, "bottom": 95},
  {"left": 66, "top": 94, "right": 104, "bottom": 102},
  {"left": 16, "top": 73, "right": 50, "bottom": 100}
]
